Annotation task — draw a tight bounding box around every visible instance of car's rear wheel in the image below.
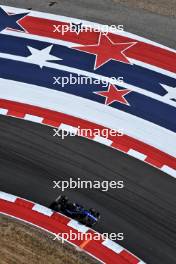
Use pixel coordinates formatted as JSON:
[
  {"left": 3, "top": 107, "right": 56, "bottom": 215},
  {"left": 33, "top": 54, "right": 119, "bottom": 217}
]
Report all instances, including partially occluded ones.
[
  {"left": 49, "top": 201, "right": 61, "bottom": 211},
  {"left": 56, "top": 195, "right": 68, "bottom": 203},
  {"left": 49, "top": 195, "right": 68, "bottom": 211}
]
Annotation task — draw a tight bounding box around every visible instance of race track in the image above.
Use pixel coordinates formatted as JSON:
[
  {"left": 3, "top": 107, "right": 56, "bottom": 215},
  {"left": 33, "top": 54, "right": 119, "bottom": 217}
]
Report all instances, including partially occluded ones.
[
  {"left": 0, "top": 1, "right": 176, "bottom": 264},
  {"left": 0, "top": 116, "right": 176, "bottom": 264}
]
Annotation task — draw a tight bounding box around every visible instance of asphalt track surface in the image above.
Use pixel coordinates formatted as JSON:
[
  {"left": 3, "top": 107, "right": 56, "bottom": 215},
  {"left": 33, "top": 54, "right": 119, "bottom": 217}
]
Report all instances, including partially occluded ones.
[
  {"left": 0, "top": 116, "right": 176, "bottom": 264},
  {"left": 0, "top": 1, "right": 176, "bottom": 264}
]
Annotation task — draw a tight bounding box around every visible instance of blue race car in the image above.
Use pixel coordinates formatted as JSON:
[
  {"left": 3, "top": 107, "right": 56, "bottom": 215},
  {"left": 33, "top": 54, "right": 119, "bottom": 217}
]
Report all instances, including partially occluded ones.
[{"left": 49, "top": 195, "right": 100, "bottom": 227}]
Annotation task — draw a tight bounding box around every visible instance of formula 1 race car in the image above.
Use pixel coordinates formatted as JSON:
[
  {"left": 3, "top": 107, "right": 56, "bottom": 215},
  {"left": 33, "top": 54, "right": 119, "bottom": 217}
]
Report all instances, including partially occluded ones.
[{"left": 49, "top": 195, "right": 100, "bottom": 227}]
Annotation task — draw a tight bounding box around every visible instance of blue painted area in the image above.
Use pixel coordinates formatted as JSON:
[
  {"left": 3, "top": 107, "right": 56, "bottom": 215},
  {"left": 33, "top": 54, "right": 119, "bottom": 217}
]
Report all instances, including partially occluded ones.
[
  {"left": 0, "top": 33, "right": 175, "bottom": 95},
  {"left": 0, "top": 57, "right": 175, "bottom": 132},
  {"left": 0, "top": 7, "right": 28, "bottom": 31}
]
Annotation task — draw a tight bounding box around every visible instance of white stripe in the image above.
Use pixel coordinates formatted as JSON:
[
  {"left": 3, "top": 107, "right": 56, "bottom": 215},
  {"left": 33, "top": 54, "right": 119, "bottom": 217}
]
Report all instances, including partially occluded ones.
[
  {"left": 67, "top": 219, "right": 90, "bottom": 233},
  {"left": 59, "top": 123, "right": 78, "bottom": 134},
  {"left": 32, "top": 204, "right": 54, "bottom": 216},
  {"left": 127, "top": 149, "right": 147, "bottom": 161},
  {"left": 93, "top": 136, "right": 112, "bottom": 146},
  {"left": 24, "top": 114, "right": 43, "bottom": 123},
  {"left": 0, "top": 191, "right": 17, "bottom": 202},
  {"left": 0, "top": 108, "right": 8, "bottom": 115},
  {"left": 161, "top": 165, "right": 176, "bottom": 178},
  {"left": 0, "top": 78, "right": 176, "bottom": 158},
  {"left": 1, "top": 5, "right": 175, "bottom": 54},
  {"left": 102, "top": 239, "right": 123, "bottom": 253},
  {"left": 0, "top": 51, "right": 175, "bottom": 108}
]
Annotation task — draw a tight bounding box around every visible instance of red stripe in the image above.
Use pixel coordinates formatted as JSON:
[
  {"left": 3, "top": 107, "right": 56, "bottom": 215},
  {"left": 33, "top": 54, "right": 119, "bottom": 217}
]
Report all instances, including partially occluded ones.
[
  {"left": 86, "top": 243, "right": 131, "bottom": 264},
  {"left": 7, "top": 110, "right": 25, "bottom": 118},
  {"left": 18, "top": 16, "right": 176, "bottom": 73},
  {"left": 0, "top": 199, "right": 71, "bottom": 235},
  {"left": 84, "top": 230, "right": 138, "bottom": 264},
  {"left": 120, "top": 251, "right": 140, "bottom": 264}
]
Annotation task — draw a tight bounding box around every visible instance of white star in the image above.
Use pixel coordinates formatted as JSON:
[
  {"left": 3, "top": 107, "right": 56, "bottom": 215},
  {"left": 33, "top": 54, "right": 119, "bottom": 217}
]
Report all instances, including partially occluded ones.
[
  {"left": 26, "top": 45, "right": 62, "bottom": 68},
  {"left": 160, "top": 84, "right": 176, "bottom": 101}
]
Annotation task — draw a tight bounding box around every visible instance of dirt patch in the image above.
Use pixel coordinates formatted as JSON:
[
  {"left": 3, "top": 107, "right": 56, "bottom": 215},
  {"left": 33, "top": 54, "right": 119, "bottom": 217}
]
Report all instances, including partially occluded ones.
[
  {"left": 112, "top": 0, "right": 176, "bottom": 17},
  {"left": 0, "top": 214, "right": 100, "bottom": 264}
]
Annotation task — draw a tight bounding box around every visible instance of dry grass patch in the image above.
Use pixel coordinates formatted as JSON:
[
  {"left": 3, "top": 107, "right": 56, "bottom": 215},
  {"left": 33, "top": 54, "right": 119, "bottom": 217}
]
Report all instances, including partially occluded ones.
[{"left": 0, "top": 214, "right": 100, "bottom": 264}]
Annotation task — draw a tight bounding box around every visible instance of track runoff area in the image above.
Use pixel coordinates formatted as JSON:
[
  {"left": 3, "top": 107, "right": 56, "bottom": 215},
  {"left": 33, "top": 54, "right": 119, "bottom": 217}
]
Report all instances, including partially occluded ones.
[{"left": 0, "top": 3, "right": 176, "bottom": 264}]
